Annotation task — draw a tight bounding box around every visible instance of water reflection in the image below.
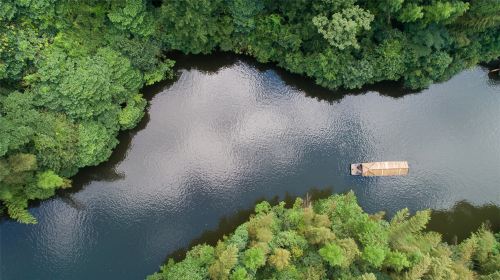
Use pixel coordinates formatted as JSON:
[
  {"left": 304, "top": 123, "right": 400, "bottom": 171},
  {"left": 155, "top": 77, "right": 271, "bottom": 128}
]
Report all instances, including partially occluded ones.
[
  {"left": 427, "top": 200, "right": 500, "bottom": 243},
  {"left": 168, "top": 52, "right": 239, "bottom": 74},
  {"left": 167, "top": 188, "right": 334, "bottom": 261},
  {"left": 169, "top": 52, "right": 420, "bottom": 104},
  {"left": 487, "top": 71, "right": 500, "bottom": 86},
  {"left": 167, "top": 188, "right": 500, "bottom": 263},
  {"left": 1, "top": 54, "right": 499, "bottom": 280}
]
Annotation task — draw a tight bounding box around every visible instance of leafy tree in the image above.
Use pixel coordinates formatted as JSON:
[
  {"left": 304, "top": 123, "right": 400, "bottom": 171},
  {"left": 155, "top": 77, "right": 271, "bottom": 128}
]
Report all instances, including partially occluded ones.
[
  {"left": 362, "top": 244, "right": 386, "bottom": 268},
  {"left": 107, "top": 0, "right": 155, "bottom": 36},
  {"left": 227, "top": 0, "right": 264, "bottom": 34},
  {"left": 36, "top": 170, "right": 64, "bottom": 190},
  {"left": 422, "top": 1, "right": 469, "bottom": 25},
  {"left": 0, "top": 23, "right": 44, "bottom": 82},
  {"left": 254, "top": 200, "right": 271, "bottom": 215},
  {"left": 159, "top": 0, "right": 229, "bottom": 54},
  {"left": 312, "top": 6, "right": 374, "bottom": 50},
  {"left": 33, "top": 112, "right": 79, "bottom": 176},
  {"left": 397, "top": 3, "right": 424, "bottom": 23},
  {"left": 230, "top": 267, "right": 250, "bottom": 280},
  {"left": 243, "top": 247, "right": 266, "bottom": 271},
  {"left": 209, "top": 242, "right": 239, "bottom": 280},
  {"left": 384, "top": 250, "right": 410, "bottom": 272},
  {"left": 454, "top": 0, "right": 500, "bottom": 32},
  {"left": 269, "top": 248, "right": 291, "bottom": 270},
  {"left": 319, "top": 243, "right": 344, "bottom": 267}
]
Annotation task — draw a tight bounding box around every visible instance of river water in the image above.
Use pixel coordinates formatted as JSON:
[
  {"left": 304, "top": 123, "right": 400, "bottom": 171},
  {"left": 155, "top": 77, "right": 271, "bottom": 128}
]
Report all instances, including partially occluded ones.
[{"left": 1, "top": 54, "right": 499, "bottom": 279}]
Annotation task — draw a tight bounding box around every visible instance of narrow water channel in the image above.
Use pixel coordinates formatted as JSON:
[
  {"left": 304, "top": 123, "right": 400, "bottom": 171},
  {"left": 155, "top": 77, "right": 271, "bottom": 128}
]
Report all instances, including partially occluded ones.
[{"left": 1, "top": 54, "right": 499, "bottom": 280}]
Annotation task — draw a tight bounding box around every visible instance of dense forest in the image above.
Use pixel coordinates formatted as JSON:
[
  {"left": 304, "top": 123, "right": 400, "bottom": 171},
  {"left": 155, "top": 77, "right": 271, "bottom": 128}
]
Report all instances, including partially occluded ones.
[
  {"left": 0, "top": 0, "right": 499, "bottom": 223},
  {"left": 147, "top": 192, "right": 500, "bottom": 280}
]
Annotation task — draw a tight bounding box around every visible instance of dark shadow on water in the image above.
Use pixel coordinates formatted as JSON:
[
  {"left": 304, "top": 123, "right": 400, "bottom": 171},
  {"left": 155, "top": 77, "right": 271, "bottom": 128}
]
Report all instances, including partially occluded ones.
[
  {"left": 167, "top": 51, "right": 239, "bottom": 74},
  {"left": 165, "top": 189, "right": 500, "bottom": 264},
  {"left": 167, "top": 51, "right": 423, "bottom": 103},
  {"left": 486, "top": 69, "right": 500, "bottom": 86},
  {"left": 166, "top": 188, "right": 333, "bottom": 262},
  {"left": 481, "top": 59, "right": 500, "bottom": 86},
  {"left": 427, "top": 200, "right": 500, "bottom": 244},
  {"left": 53, "top": 77, "right": 183, "bottom": 209},
  {"left": 67, "top": 101, "right": 151, "bottom": 190},
  {"left": 0, "top": 75, "right": 178, "bottom": 220},
  {"left": 168, "top": 52, "right": 499, "bottom": 104},
  {"left": 62, "top": 73, "right": 182, "bottom": 193},
  {"left": 275, "top": 69, "right": 417, "bottom": 103}
]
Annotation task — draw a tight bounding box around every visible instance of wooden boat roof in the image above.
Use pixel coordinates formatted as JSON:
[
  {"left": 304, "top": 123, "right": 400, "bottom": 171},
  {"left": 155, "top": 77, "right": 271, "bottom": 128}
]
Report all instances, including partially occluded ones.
[
  {"left": 361, "top": 161, "right": 409, "bottom": 176},
  {"left": 362, "top": 161, "right": 408, "bottom": 170}
]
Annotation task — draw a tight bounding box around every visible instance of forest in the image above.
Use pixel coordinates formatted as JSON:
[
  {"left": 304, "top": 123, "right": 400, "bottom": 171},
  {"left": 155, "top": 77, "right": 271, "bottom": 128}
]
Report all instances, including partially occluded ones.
[
  {"left": 147, "top": 192, "right": 500, "bottom": 280},
  {"left": 0, "top": 0, "right": 499, "bottom": 223}
]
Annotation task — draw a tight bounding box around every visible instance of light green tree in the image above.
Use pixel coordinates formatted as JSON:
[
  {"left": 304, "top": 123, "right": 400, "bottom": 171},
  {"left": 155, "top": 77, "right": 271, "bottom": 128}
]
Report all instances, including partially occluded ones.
[{"left": 312, "top": 6, "right": 374, "bottom": 50}]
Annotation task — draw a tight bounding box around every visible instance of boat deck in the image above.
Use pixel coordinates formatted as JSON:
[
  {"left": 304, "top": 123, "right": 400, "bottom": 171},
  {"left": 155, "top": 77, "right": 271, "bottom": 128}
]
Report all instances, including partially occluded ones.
[{"left": 351, "top": 161, "right": 409, "bottom": 176}]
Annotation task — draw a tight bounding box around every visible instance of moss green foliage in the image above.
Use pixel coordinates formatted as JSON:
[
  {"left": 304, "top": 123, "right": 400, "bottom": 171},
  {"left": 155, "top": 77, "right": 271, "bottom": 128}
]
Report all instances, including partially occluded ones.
[
  {"left": 1, "top": 0, "right": 499, "bottom": 223},
  {"left": 148, "top": 192, "right": 500, "bottom": 280}
]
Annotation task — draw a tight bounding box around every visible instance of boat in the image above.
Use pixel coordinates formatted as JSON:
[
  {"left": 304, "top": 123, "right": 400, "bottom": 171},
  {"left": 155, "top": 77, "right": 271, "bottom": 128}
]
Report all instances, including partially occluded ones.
[{"left": 351, "top": 161, "right": 409, "bottom": 176}]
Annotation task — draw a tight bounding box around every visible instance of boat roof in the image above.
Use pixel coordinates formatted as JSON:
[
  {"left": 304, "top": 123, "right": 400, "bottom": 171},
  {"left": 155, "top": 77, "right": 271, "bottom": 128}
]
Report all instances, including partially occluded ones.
[
  {"left": 362, "top": 161, "right": 408, "bottom": 170},
  {"left": 361, "top": 161, "right": 409, "bottom": 176}
]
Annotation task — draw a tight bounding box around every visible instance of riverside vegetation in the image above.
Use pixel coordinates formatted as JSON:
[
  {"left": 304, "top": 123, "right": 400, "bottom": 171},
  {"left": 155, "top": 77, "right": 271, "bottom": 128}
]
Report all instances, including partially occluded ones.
[
  {"left": 0, "top": 0, "right": 499, "bottom": 223},
  {"left": 147, "top": 192, "right": 500, "bottom": 280}
]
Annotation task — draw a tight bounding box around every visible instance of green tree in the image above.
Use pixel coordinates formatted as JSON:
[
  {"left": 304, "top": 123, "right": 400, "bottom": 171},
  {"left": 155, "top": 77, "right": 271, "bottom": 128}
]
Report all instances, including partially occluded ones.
[
  {"left": 312, "top": 6, "right": 374, "bottom": 50},
  {"left": 397, "top": 3, "right": 424, "bottom": 23},
  {"left": 384, "top": 250, "right": 410, "bottom": 272},
  {"left": 455, "top": 0, "right": 500, "bottom": 32},
  {"left": 269, "top": 248, "right": 291, "bottom": 270},
  {"left": 159, "top": 0, "right": 229, "bottom": 54},
  {"left": 319, "top": 243, "right": 344, "bottom": 267},
  {"left": 36, "top": 170, "right": 64, "bottom": 189},
  {"left": 362, "top": 244, "right": 386, "bottom": 268},
  {"left": 107, "top": 0, "right": 155, "bottom": 36},
  {"left": 209, "top": 242, "right": 239, "bottom": 280},
  {"left": 243, "top": 247, "right": 266, "bottom": 271},
  {"left": 230, "top": 267, "right": 250, "bottom": 280}
]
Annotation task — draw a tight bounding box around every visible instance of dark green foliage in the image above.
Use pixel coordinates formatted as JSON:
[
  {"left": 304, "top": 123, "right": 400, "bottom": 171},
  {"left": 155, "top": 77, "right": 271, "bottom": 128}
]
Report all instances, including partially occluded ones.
[
  {"left": 155, "top": 0, "right": 498, "bottom": 90},
  {"left": 1, "top": 0, "right": 498, "bottom": 223},
  {"left": 159, "top": 0, "right": 229, "bottom": 54},
  {"left": 455, "top": 0, "right": 500, "bottom": 32},
  {"left": 107, "top": 0, "right": 154, "bottom": 37},
  {"left": 147, "top": 192, "right": 500, "bottom": 279}
]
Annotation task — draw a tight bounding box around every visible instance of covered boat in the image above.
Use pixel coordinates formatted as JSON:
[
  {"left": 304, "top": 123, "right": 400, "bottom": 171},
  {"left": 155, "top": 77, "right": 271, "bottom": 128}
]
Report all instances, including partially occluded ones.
[{"left": 351, "top": 161, "right": 409, "bottom": 176}]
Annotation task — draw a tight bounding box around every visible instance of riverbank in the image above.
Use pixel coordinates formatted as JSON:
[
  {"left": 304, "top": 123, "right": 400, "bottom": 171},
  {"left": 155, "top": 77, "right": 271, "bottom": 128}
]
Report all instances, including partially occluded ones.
[{"left": 147, "top": 192, "right": 500, "bottom": 280}]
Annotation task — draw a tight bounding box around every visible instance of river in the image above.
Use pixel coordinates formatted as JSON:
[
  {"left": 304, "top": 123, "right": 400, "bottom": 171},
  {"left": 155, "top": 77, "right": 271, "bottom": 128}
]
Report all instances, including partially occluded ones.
[{"left": 1, "top": 54, "right": 499, "bottom": 279}]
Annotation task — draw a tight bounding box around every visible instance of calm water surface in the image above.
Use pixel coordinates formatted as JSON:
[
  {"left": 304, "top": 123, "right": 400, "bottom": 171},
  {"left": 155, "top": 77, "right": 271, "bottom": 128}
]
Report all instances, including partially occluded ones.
[{"left": 1, "top": 54, "right": 500, "bottom": 279}]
